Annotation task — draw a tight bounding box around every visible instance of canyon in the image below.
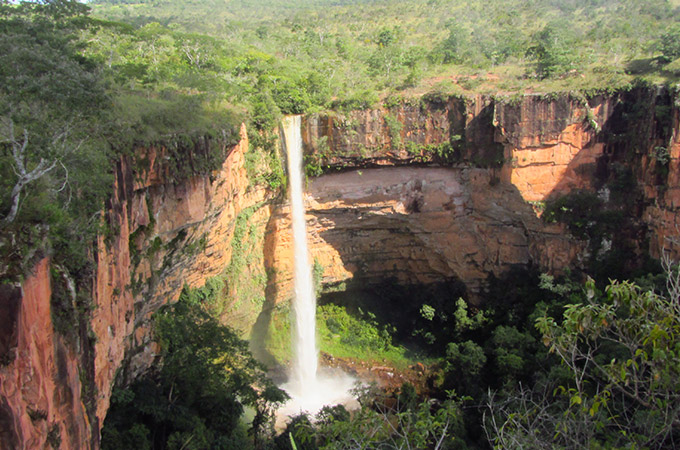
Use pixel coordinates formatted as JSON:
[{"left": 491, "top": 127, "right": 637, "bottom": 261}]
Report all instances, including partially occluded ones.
[{"left": 1, "top": 87, "right": 678, "bottom": 448}]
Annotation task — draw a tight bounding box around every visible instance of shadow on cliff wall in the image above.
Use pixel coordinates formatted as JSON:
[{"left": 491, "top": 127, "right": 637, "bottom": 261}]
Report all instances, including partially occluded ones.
[
  {"left": 246, "top": 89, "right": 673, "bottom": 363},
  {"left": 0, "top": 397, "right": 19, "bottom": 450},
  {"left": 534, "top": 89, "right": 669, "bottom": 278},
  {"left": 312, "top": 209, "right": 453, "bottom": 287},
  {"left": 0, "top": 285, "right": 21, "bottom": 449},
  {"left": 307, "top": 168, "right": 559, "bottom": 306},
  {"left": 0, "top": 285, "right": 20, "bottom": 367},
  {"left": 249, "top": 211, "right": 283, "bottom": 369}
]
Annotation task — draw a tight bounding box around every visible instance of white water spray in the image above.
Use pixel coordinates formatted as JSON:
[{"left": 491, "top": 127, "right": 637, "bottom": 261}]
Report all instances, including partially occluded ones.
[
  {"left": 283, "top": 115, "right": 318, "bottom": 393},
  {"left": 278, "top": 116, "right": 356, "bottom": 419}
]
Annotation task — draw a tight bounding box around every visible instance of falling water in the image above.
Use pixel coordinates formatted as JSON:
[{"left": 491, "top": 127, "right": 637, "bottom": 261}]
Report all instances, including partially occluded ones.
[
  {"left": 282, "top": 114, "right": 318, "bottom": 393},
  {"left": 277, "top": 116, "right": 356, "bottom": 420}
]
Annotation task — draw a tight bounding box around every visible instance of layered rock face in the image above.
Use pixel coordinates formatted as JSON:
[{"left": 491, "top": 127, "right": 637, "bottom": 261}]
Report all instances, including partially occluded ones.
[
  {"left": 495, "top": 95, "right": 615, "bottom": 201},
  {"left": 0, "top": 259, "right": 89, "bottom": 449},
  {"left": 301, "top": 89, "right": 677, "bottom": 254},
  {"left": 632, "top": 90, "right": 680, "bottom": 258},
  {"left": 267, "top": 167, "right": 581, "bottom": 303},
  {"left": 2, "top": 87, "right": 679, "bottom": 449},
  {"left": 301, "top": 94, "right": 618, "bottom": 202}
]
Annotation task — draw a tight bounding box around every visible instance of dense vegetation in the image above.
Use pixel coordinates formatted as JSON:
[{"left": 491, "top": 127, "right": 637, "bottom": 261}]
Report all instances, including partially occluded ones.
[
  {"left": 0, "top": 1, "right": 110, "bottom": 278},
  {"left": 89, "top": 0, "right": 680, "bottom": 103},
  {"left": 102, "top": 289, "right": 288, "bottom": 450},
  {"left": 0, "top": 0, "right": 243, "bottom": 289},
  {"left": 107, "top": 263, "right": 680, "bottom": 448}
]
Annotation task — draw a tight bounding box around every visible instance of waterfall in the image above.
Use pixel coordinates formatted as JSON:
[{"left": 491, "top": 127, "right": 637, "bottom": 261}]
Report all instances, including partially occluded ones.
[
  {"left": 276, "top": 116, "right": 356, "bottom": 420},
  {"left": 281, "top": 115, "right": 318, "bottom": 393}
]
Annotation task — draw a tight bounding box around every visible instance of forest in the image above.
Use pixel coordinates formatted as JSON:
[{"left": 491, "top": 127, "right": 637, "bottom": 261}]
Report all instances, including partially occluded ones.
[{"left": 2, "top": 0, "right": 680, "bottom": 449}]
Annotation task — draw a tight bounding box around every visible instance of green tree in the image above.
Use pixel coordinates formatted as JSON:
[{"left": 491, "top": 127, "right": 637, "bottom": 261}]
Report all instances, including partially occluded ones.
[
  {"left": 486, "top": 277, "right": 680, "bottom": 448},
  {"left": 488, "top": 325, "right": 537, "bottom": 385},
  {"left": 0, "top": 0, "right": 107, "bottom": 224},
  {"left": 526, "top": 22, "right": 579, "bottom": 79},
  {"left": 442, "top": 340, "right": 487, "bottom": 396},
  {"left": 660, "top": 23, "right": 680, "bottom": 63},
  {"left": 375, "top": 26, "right": 399, "bottom": 47},
  {"left": 102, "top": 293, "right": 288, "bottom": 449},
  {"left": 289, "top": 384, "right": 464, "bottom": 450},
  {"left": 430, "top": 21, "right": 467, "bottom": 64}
]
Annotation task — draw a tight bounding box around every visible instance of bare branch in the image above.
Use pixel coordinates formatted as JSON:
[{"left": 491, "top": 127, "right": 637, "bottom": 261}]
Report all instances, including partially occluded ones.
[{"left": 3, "top": 128, "right": 60, "bottom": 223}]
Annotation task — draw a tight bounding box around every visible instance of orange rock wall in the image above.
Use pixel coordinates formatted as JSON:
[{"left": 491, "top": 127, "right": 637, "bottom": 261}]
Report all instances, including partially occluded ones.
[
  {"left": 0, "top": 125, "right": 273, "bottom": 449},
  {"left": 92, "top": 124, "right": 271, "bottom": 425},
  {"left": 303, "top": 95, "right": 618, "bottom": 202},
  {"left": 637, "top": 91, "right": 680, "bottom": 258},
  {"left": 287, "top": 90, "right": 680, "bottom": 301},
  {"left": 0, "top": 259, "right": 90, "bottom": 449},
  {"left": 495, "top": 95, "right": 616, "bottom": 201},
  {"left": 267, "top": 167, "right": 582, "bottom": 304}
]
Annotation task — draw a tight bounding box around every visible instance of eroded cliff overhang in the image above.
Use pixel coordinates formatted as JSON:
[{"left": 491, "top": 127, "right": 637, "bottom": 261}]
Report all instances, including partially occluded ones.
[{"left": 267, "top": 166, "right": 582, "bottom": 303}]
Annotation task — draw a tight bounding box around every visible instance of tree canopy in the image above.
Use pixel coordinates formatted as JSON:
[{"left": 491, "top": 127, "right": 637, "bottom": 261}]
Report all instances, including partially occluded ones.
[{"left": 102, "top": 291, "right": 288, "bottom": 450}]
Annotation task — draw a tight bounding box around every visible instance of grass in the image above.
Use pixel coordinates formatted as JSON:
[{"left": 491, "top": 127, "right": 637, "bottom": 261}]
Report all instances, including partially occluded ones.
[
  {"left": 403, "top": 61, "right": 675, "bottom": 100},
  {"left": 265, "top": 302, "right": 419, "bottom": 370}
]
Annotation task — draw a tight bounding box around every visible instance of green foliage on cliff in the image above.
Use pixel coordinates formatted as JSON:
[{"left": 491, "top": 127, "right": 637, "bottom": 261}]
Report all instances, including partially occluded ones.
[
  {"left": 101, "top": 293, "right": 287, "bottom": 450},
  {"left": 0, "top": 0, "right": 114, "bottom": 298},
  {"left": 0, "top": 1, "right": 242, "bottom": 290},
  {"left": 167, "top": 203, "right": 270, "bottom": 334}
]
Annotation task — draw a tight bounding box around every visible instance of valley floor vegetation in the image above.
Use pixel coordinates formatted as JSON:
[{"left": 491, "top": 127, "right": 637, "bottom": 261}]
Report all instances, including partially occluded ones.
[{"left": 102, "top": 256, "right": 680, "bottom": 449}]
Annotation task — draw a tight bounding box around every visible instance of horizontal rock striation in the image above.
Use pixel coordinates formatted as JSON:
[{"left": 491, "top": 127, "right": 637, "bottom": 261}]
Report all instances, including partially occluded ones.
[
  {"left": 301, "top": 88, "right": 680, "bottom": 261},
  {"left": 267, "top": 167, "right": 581, "bottom": 304}
]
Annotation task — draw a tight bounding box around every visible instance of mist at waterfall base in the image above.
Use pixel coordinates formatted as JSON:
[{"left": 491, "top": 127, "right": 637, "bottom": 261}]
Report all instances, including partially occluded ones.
[{"left": 277, "top": 116, "right": 357, "bottom": 422}]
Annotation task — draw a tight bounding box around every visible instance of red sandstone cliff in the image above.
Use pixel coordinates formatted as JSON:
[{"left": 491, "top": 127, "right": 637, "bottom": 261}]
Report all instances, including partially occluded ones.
[
  {"left": 0, "top": 259, "right": 90, "bottom": 449},
  {"left": 301, "top": 94, "right": 618, "bottom": 202},
  {"left": 2, "top": 88, "right": 679, "bottom": 449},
  {"left": 266, "top": 94, "right": 611, "bottom": 304},
  {"left": 1, "top": 125, "right": 274, "bottom": 449},
  {"left": 266, "top": 167, "right": 582, "bottom": 305}
]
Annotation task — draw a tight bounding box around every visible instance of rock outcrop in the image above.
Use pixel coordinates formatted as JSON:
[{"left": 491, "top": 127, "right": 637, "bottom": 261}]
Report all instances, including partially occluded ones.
[
  {"left": 0, "top": 258, "right": 90, "bottom": 449},
  {"left": 93, "top": 125, "right": 274, "bottom": 436},
  {"left": 301, "top": 94, "right": 618, "bottom": 202},
  {"left": 300, "top": 89, "right": 678, "bottom": 259},
  {"left": 495, "top": 95, "right": 616, "bottom": 201}
]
